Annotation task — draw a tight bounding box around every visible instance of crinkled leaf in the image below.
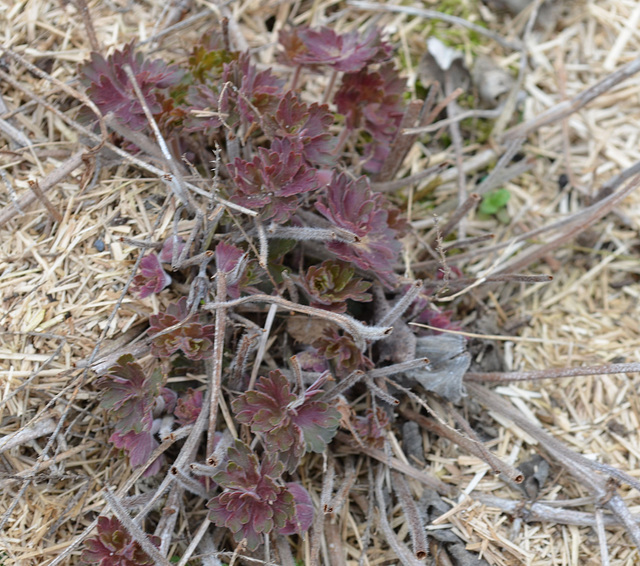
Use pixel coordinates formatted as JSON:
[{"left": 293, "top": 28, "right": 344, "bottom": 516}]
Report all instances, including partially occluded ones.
[
  {"left": 300, "top": 260, "right": 372, "bottom": 312},
  {"left": 174, "top": 388, "right": 203, "bottom": 426},
  {"left": 228, "top": 137, "right": 318, "bottom": 222},
  {"left": 110, "top": 429, "right": 162, "bottom": 476},
  {"left": 315, "top": 173, "right": 401, "bottom": 286},
  {"left": 149, "top": 298, "right": 214, "bottom": 360},
  {"left": 131, "top": 254, "right": 171, "bottom": 298},
  {"left": 279, "top": 26, "right": 390, "bottom": 72},
  {"left": 81, "top": 41, "right": 182, "bottom": 130},
  {"left": 81, "top": 516, "right": 160, "bottom": 566},
  {"left": 293, "top": 399, "right": 340, "bottom": 454},
  {"left": 263, "top": 91, "right": 336, "bottom": 166},
  {"left": 207, "top": 441, "right": 295, "bottom": 551},
  {"left": 232, "top": 371, "right": 339, "bottom": 471},
  {"left": 279, "top": 483, "right": 314, "bottom": 536},
  {"left": 314, "top": 328, "right": 374, "bottom": 378},
  {"left": 97, "top": 355, "right": 162, "bottom": 434}
]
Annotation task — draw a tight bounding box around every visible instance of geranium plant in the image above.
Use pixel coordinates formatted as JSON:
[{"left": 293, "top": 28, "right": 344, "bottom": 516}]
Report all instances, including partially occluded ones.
[{"left": 79, "top": 20, "right": 476, "bottom": 564}]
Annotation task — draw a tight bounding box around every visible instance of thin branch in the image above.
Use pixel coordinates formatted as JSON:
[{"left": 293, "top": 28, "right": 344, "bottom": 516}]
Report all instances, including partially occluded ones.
[
  {"left": 335, "top": 432, "right": 452, "bottom": 495},
  {"left": 73, "top": 0, "right": 100, "bottom": 51},
  {"left": 472, "top": 493, "right": 640, "bottom": 527},
  {"left": 392, "top": 472, "right": 428, "bottom": 560},
  {"left": 493, "top": 174, "right": 640, "bottom": 275},
  {"left": 400, "top": 407, "right": 523, "bottom": 484},
  {"left": 123, "top": 64, "right": 193, "bottom": 212},
  {"left": 204, "top": 294, "right": 392, "bottom": 350},
  {"left": 502, "top": 53, "right": 640, "bottom": 141},
  {"left": 374, "top": 466, "right": 424, "bottom": 566},
  {"left": 467, "top": 383, "right": 640, "bottom": 547},
  {"left": 465, "top": 362, "right": 640, "bottom": 383},
  {"left": 208, "top": 273, "right": 227, "bottom": 460},
  {"left": 0, "top": 150, "right": 86, "bottom": 228},
  {"left": 595, "top": 509, "right": 611, "bottom": 566},
  {"left": 104, "top": 488, "right": 172, "bottom": 566},
  {"left": 429, "top": 193, "right": 480, "bottom": 244}
]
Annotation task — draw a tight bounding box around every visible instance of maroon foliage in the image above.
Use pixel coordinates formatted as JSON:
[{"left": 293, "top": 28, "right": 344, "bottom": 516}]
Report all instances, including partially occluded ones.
[
  {"left": 131, "top": 254, "right": 171, "bottom": 299},
  {"left": 279, "top": 26, "right": 391, "bottom": 72},
  {"left": 185, "top": 52, "right": 284, "bottom": 133},
  {"left": 334, "top": 63, "right": 406, "bottom": 172},
  {"left": 228, "top": 138, "right": 319, "bottom": 222},
  {"left": 232, "top": 371, "right": 340, "bottom": 472},
  {"left": 353, "top": 407, "right": 389, "bottom": 449},
  {"left": 159, "top": 236, "right": 186, "bottom": 264},
  {"left": 148, "top": 298, "right": 214, "bottom": 360},
  {"left": 263, "top": 91, "right": 336, "bottom": 165},
  {"left": 174, "top": 388, "right": 204, "bottom": 426},
  {"left": 314, "top": 328, "right": 374, "bottom": 378},
  {"left": 207, "top": 440, "right": 295, "bottom": 551},
  {"left": 97, "top": 355, "right": 162, "bottom": 435},
  {"left": 109, "top": 429, "right": 162, "bottom": 476},
  {"left": 315, "top": 173, "right": 402, "bottom": 285},
  {"left": 300, "top": 260, "right": 372, "bottom": 312},
  {"left": 279, "top": 482, "right": 314, "bottom": 536},
  {"left": 81, "top": 42, "right": 182, "bottom": 130},
  {"left": 81, "top": 516, "right": 161, "bottom": 566}
]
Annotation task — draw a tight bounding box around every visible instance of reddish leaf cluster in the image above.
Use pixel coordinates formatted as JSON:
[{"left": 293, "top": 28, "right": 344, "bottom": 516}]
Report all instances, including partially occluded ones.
[
  {"left": 263, "top": 91, "right": 336, "bottom": 166},
  {"left": 334, "top": 63, "right": 406, "bottom": 172},
  {"left": 148, "top": 297, "right": 214, "bottom": 360},
  {"left": 81, "top": 516, "right": 160, "bottom": 566},
  {"left": 174, "top": 387, "right": 203, "bottom": 426},
  {"left": 315, "top": 173, "right": 402, "bottom": 285},
  {"left": 299, "top": 260, "right": 372, "bottom": 312},
  {"left": 207, "top": 441, "right": 312, "bottom": 551},
  {"left": 228, "top": 138, "right": 319, "bottom": 222},
  {"left": 130, "top": 254, "right": 171, "bottom": 299},
  {"left": 82, "top": 42, "right": 182, "bottom": 130},
  {"left": 232, "top": 371, "right": 340, "bottom": 472},
  {"left": 279, "top": 26, "right": 391, "bottom": 72},
  {"left": 185, "top": 51, "right": 284, "bottom": 133},
  {"left": 353, "top": 407, "right": 389, "bottom": 449},
  {"left": 313, "top": 328, "right": 373, "bottom": 378},
  {"left": 97, "top": 355, "right": 170, "bottom": 475}
]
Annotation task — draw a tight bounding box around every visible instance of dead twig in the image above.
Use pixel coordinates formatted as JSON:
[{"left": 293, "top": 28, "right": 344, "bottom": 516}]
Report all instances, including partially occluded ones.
[
  {"left": 467, "top": 383, "right": 640, "bottom": 548},
  {"left": 465, "top": 362, "right": 640, "bottom": 383}
]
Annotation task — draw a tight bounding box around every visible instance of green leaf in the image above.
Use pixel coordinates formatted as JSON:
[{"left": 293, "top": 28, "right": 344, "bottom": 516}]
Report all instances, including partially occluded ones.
[{"left": 479, "top": 188, "right": 511, "bottom": 215}]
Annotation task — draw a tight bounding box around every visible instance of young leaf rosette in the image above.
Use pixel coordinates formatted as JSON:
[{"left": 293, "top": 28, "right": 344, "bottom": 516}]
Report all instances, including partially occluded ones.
[{"left": 232, "top": 370, "right": 340, "bottom": 472}]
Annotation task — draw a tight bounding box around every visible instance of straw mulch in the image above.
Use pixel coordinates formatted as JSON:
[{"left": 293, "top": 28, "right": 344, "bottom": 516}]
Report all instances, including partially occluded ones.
[{"left": 1, "top": 0, "right": 639, "bottom": 565}]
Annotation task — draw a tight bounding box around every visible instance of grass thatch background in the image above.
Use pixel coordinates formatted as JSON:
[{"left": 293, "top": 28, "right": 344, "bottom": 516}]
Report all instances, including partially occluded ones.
[{"left": 1, "top": 0, "right": 639, "bottom": 564}]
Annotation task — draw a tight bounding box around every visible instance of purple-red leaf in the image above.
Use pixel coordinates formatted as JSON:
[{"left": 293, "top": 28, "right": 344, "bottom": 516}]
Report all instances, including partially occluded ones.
[
  {"left": 131, "top": 254, "right": 171, "bottom": 298},
  {"left": 279, "top": 26, "right": 390, "bottom": 73},
  {"left": 148, "top": 298, "right": 214, "bottom": 360},
  {"left": 334, "top": 63, "right": 406, "bottom": 173},
  {"left": 300, "top": 260, "right": 372, "bottom": 312},
  {"left": 263, "top": 91, "right": 336, "bottom": 166},
  {"left": 207, "top": 440, "right": 295, "bottom": 551},
  {"left": 228, "top": 138, "right": 319, "bottom": 222},
  {"left": 232, "top": 371, "right": 339, "bottom": 472},
  {"left": 159, "top": 236, "right": 186, "bottom": 264},
  {"left": 279, "top": 482, "right": 314, "bottom": 536},
  {"left": 97, "top": 355, "right": 162, "bottom": 434},
  {"left": 174, "top": 388, "right": 204, "bottom": 426},
  {"left": 81, "top": 42, "right": 182, "bottom": 130},
  {"left": 353, "top": 407, "right": 389, "bottom": 449},
  {"left": 314, "top": 328, "right": 374, "bottom": 378},
  {"left": 81, "top": 516, "right": 160, "bottom": 566},
  {"left": 110, "top": 429, "right": 163, "bottom": 476},
  {"left": 315, "top": 173, "right": 402, "bottom": 286}
]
